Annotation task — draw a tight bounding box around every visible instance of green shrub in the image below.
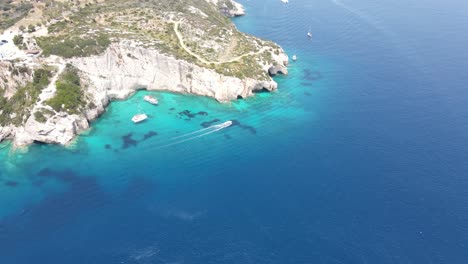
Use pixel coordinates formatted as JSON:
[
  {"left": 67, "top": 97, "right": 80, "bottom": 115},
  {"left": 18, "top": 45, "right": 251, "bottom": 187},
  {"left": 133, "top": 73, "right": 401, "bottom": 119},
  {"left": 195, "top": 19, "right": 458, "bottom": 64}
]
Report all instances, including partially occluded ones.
[
  {"left": 33, "top": 68, "right": 52, "bottom": 88},
  {"left": 0, "top": 3, "right": 32, "bottom": 31},
  {"left": 0, "top": 68, "right": 50, "bottom": 126},
  {"left": 46, "top": 66, "right": 85, "bottom": 114},
  {"left": 34, "top": 111, "right": 47, "bottom": 123},
  {"left": 27, "top": 24, "right": 36, "bottom": 33},
  {"left": 13, "top": 35, "right": 24, "bottom": 46},
  {"left": 37, "top": 33, "right": 111, "bottom": 58}
]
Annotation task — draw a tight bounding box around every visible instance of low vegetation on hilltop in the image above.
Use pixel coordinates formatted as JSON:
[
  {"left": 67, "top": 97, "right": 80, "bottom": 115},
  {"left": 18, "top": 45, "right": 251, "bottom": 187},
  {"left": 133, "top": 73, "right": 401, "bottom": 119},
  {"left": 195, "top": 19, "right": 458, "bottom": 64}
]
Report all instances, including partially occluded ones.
[
  {"left": 0, "top": 0, "right": 33, "bottom": 31},
  {"left": 46, "top": 65, "right": 86, "bottom": 114},
  {"left": 32, "top": 0, "right": 281, "bottom": 79},
  {"left": 0, "top": 67, "right": 51, "bottom": 126}
]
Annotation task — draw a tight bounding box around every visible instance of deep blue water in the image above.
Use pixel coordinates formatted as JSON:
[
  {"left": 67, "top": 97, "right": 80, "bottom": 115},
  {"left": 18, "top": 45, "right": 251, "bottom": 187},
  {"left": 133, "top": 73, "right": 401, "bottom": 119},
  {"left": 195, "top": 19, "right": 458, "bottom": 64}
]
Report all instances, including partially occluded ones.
[{"left": 1, "top": 0, "right": 468, "bottom": 263}]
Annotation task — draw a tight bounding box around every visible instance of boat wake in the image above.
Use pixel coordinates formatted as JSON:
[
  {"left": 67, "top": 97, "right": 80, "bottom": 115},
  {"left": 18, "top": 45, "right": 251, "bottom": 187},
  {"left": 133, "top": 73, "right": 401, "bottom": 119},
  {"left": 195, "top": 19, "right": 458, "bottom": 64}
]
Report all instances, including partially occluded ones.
[
  {"left": 155, "top": 121, "right": 233, "bottom": 149},
  {"left": 331, "top": 0, "right": 389, "bottom": 36}
]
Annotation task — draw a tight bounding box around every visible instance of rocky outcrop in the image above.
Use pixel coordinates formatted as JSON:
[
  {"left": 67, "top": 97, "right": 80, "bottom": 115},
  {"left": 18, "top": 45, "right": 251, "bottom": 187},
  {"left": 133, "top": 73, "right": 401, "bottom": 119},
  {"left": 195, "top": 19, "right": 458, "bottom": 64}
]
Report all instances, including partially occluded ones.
[
  {"left": 0, "top": 61, "right": 33, "bottom": 98},
  {"left": 207, "top": 0, "right": 245, "bottom": 17},
  {"left": 13, "top": 113, "right": 89, "bottom": 146},
  {"left": 227, "top": 0, "right": 246, "bottom": 17},
  {"left": 0, "top": 0, "right": 289, "bottom": 148},
  {"left": 69, "top": 42, "right": 287, "bottom": 103},
  {"left": 268, "top": 64, "right": 288, "bottom": 77},
  {"left": 0, "top": 126, "right": 12, "bottom": 142},
  {"left": 4, "top": 41, "right": 287, "bottom": 148}
]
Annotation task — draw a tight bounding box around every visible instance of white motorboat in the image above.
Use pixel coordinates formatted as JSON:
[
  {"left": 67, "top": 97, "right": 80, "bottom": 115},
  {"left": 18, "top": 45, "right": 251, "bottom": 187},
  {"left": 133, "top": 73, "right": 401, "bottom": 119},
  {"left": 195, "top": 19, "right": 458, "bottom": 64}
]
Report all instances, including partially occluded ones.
[
  {"left": 281, "top": 0, "right": 289, "bottom": 3},
  {"left": 143, "top": 95, "right": 158, "bottom": 105},
  {"left": 132, "top": 113, "right": 148, "bottom": 123},
  {"left": 292, "top": 55, "right": 297, "bottom": 61},
  {"left": 213, "top": 120, "right": 233, "bottom": 129}
]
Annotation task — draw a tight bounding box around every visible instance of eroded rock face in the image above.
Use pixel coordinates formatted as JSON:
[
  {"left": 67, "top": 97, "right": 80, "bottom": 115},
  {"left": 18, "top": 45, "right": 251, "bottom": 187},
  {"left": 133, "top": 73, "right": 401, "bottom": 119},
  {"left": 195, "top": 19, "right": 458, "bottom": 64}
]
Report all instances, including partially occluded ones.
[
  {"left": 6, "top": 42, "right": 287, "bottom": 147},
  {"left": 268, "top": 65, "right": 288, "bottom": 77},
  {"left": 226, "top": 0, "right": 246, "bottom": 17},
  {"left": 0, "top": 0, "right": 290, "bottom": 148},
  {"left": 206, "top": 0, "right": 245, "bottom": 17},
  {"left": 0, "top": 61, "right": 33, "bottom": 98},
  {"left": 14, "top": 114, "right": 89, "bottom": 146},
  {"left": 69, "top": 43, "right": 286, "bottom": 103},
  {"left": 0, "top": 126, "right": 12, "bottom": 143}
]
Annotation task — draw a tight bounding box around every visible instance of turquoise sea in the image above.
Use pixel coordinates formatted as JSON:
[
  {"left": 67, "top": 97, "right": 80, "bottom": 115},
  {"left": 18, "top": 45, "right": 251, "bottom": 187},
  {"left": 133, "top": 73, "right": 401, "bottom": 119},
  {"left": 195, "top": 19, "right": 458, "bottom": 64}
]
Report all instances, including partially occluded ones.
[{"left": 1, "top": 0, "right": 468, "bottom": 263}]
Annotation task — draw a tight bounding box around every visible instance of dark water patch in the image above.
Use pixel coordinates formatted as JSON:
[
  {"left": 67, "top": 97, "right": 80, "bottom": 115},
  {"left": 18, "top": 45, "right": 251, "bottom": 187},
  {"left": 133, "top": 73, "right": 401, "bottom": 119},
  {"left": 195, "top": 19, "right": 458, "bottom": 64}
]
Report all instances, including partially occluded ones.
[
  {"left": 169, "top": 107, "right": 175, "bottom": 111},
  {"left": 4, "top": 181, "right": 18, "bottom": 187},
  {"left": 301, "top": 82, "right": 314, "bottom": 87},
  {"left": 224, "top": 134, "right": 231, "bottom": 140},
  {"left": 231, "top": 120, "right": 257, "bottom": 135},
  {"left": 104, "top": 144, "right": 112, "bottom": 150},
  {"left": 122, "top": 176, "right": 158, "bottom": 200},
  {"left": 303, "top": 69, "right": 322, "bottom": 81},
  {"left": 122, "top": 133, "right": 138, "bottom": 149},
  {"left": 142, "top": 131, "right": 158, "bottom": 141},
  {"left": 178, "top": 110, "right": 209, "bottom": 120},
  {"left": 37, "top": 168, "right": 77, "bottom": 183},
  {"left": 304, "top": 92, "right": 312, "bottom": 96},
  {"left": 201, "top": 119, "right": 221, "bottom": 128},
  {"left": 0, "top": 168, "right": 111, "bottom": 260},
  {"left": 179, "top": 110, "right": 196, "bottom": 119},
  {"left": 32, "top": 180, "right": 45, "bottom": 186}
]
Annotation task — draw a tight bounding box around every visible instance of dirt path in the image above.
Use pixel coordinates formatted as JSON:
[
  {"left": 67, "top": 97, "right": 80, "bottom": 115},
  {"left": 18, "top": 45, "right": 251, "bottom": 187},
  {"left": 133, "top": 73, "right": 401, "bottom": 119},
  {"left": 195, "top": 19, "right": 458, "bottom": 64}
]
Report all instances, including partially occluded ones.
[
  {"left": 219, "top": 36, "right": 238, "bottom": 62},
  {"left": 33, "top": 58, "right": 66, "bottom": 114},
  {"left": 173, "top": 20, "right": 270, "bottom": 65}
]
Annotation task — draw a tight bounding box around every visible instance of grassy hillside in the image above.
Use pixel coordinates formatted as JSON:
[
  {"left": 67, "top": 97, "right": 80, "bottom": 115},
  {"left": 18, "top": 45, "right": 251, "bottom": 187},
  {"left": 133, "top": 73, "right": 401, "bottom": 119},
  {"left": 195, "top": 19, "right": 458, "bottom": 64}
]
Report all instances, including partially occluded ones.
[
  {"left": 33, "top": 0, "right": 281, "bottom": 80},
  {"left": 0, "top": 0, "right": 33, "bottom": 31}
]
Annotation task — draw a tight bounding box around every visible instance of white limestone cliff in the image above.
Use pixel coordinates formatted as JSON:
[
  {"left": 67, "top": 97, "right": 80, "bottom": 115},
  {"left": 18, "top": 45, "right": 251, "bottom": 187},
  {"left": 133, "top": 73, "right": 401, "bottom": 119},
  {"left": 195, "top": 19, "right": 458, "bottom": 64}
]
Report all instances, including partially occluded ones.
[
  {"left": 5, "top": 42, "right": 287, "bottom": 147},
  {"left": 0, "top": 0, "right": 289, "bottom": 148},
  {"left": 70, "top": 42, "right": 287, "bottom": 103}
]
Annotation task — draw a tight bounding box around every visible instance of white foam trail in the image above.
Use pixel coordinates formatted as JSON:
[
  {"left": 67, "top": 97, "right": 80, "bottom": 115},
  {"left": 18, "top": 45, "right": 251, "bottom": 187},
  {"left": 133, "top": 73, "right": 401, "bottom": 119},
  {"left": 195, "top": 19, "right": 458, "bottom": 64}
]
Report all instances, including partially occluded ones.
[
  {"left": 170, "top": 125, "right": 219, "bottom": 140},
  {"left": 155, "top": 127, "right": 225, "bottom": 149},
  {"left": 169, "top": 121, "right": 232, "bottom": 140},
  {"left": 331, "top": 0, "right": 389, "bottom": 36},
  {"left": 152, "top": 121, "right": 232, "bottom": 149},
  {"left": 330, "top": 0, "right": 411, "bottom": 64}
]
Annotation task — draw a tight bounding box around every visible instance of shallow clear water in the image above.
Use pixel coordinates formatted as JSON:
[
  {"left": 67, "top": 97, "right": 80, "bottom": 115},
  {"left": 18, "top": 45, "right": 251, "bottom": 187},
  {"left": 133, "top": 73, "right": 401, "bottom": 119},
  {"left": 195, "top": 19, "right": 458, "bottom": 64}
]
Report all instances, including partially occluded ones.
[{"left": 1, "top": 0, "right": 468, "bottom": 263}]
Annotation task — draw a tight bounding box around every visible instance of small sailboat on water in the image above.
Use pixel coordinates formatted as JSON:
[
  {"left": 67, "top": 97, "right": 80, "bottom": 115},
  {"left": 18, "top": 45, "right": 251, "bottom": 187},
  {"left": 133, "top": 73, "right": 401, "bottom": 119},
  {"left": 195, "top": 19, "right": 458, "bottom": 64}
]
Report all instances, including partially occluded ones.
[{"left": 307, "top": 26, "right": 312, "bottom": 39}]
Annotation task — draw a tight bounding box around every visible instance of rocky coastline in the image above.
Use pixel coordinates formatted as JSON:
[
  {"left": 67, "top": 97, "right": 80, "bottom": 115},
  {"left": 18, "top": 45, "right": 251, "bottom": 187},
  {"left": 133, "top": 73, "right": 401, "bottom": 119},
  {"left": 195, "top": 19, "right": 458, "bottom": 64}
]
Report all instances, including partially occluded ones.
[{"left": 0, "top": 0, "right": 289, "bottom": 148}]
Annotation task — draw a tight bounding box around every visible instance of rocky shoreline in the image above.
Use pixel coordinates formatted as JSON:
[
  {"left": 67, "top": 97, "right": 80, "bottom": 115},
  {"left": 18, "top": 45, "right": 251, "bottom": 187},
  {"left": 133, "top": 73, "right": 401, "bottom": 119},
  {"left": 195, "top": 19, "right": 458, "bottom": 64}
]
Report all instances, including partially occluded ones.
[{"left": 0, "top": 0, "right": 289, "bottom": 148}]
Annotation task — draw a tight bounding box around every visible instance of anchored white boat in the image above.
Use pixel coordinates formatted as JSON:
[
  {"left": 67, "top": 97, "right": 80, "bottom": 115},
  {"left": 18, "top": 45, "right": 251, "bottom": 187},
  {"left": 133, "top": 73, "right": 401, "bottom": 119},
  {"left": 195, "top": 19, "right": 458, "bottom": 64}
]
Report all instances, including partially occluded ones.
[
  {"left": 143, "top": 95, "right": 158, "bottom": 105},
  {"left": 132, "top": 113, "right": 148, "bottom": 123},
  {"left": 281, "top": 0, "right": 289, "bottom": 3},
  {"left": 292, "top": 55, "right": 297, "bottom": 61}
]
